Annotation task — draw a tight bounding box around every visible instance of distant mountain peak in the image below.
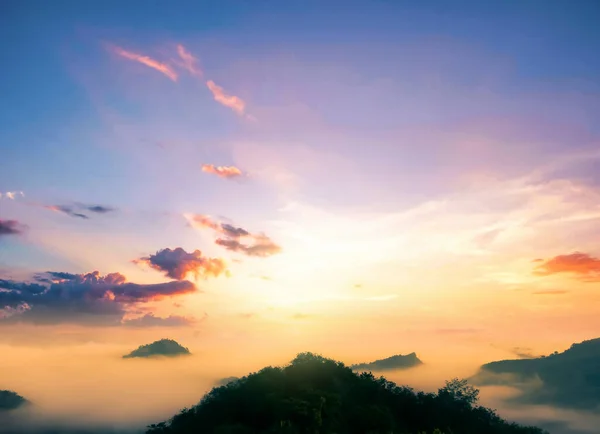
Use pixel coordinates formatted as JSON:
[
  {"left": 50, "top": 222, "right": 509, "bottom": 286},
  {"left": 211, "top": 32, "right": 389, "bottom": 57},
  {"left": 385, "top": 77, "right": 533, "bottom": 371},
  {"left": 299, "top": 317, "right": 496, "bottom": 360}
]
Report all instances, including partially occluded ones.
[
  {"left": 351, "top": 352, "right": 423, "bottom": 371},
  {"left": 123, "top": 338, "right": 191, "bottom": 359}
]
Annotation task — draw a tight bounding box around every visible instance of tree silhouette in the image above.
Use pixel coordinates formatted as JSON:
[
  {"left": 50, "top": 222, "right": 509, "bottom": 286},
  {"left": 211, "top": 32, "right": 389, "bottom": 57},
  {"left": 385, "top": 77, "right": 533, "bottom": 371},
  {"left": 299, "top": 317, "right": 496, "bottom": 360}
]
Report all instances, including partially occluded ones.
[{"left": 147, "top": 352, "right": 548, "bottom": 434}]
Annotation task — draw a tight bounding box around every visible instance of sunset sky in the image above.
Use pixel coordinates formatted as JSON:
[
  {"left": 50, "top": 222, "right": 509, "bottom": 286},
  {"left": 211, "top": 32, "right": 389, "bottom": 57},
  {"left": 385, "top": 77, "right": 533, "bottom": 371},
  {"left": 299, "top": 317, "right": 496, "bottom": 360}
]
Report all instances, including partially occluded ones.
[{"left": 1, "top": 1, "right": 600, "bottom": 428}]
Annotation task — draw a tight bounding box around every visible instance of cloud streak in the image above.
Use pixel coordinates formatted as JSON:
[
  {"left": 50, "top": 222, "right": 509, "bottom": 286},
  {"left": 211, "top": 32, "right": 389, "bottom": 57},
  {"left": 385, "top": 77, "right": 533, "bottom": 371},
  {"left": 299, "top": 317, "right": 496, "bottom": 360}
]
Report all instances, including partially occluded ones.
[
  {"left": 134, "top": 247, "right": 228, "bottom": 280},
  {"left": 111, "top": 46, "right": 178, "bottom": 82},
  {"left": 206, "top": 80, "right": 246, "bottom": 115},
  {"left": 534, "top": 252, "right": 600, "bottom": 282},
  {"left": 176, "top": 44, "right": 202, "bottom": 76},
  {"left": 185, "top": 214, "right": 281, "bottom": 257},
  {"left": 0, "top": 271, "right": 197, "bottom": 326},
  {"left": 201, "top": 164, "right": 244, "bottom": 179},
  {"left": 0, "top": 220, "right": 26, "bottom": 237},
  {"left": 44, "top": 203, "right": 116, "bottom": 219}
]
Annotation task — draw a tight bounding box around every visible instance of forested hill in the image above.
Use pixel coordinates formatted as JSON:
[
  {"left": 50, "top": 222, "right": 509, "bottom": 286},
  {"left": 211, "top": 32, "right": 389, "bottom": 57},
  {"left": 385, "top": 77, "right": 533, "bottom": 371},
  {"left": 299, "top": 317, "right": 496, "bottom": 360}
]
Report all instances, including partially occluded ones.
[
  {"left": 147, "top": 352, "right": 547, "bottom": 434},
  {"left": 474, "top": 337, "right": 600, "bottom": 410},
  {"left": 351, "top": 352, "right": 423, "bottom": 371}
]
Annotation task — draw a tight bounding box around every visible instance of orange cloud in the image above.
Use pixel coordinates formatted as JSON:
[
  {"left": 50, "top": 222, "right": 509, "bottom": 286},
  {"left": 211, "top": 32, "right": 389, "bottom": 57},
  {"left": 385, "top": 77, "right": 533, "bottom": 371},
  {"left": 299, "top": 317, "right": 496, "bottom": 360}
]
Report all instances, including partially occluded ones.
[
  {"left": 534, "top": 252, "right": 600, "bottom": 282},
  {"left": 111, "top": 46, "right": 178, "bottom": 82},
  {"left": 176, "top": 44, "right": 202, "bottom": 76},
  {"left": 206, "top": 80, "right": 245, "bottom": 115},
  {"left": 134, "top": 247, "right": 228, "bottom": 280},
  {"left": 201, "top": 164, "right": 244, "bottom": 179}
]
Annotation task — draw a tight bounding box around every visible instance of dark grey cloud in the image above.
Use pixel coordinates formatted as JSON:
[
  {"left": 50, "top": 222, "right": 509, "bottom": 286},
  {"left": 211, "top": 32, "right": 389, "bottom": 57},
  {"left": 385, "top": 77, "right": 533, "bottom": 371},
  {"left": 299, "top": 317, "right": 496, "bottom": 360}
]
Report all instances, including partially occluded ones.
[
  {"left": 0, "top": 271, "right": 196, "bottom": 326},
  {"left": 45, "top": 203, "right": 116, "bottom": 220},
  {"left": 0, "top": 220, "right": 26, "bottom": 237},
  {"left": 45, "top": 205, "right": 89, "bottom": 219},
  {"left": 84, "top": 205, "right": 115, "bottom": 214},
  {"left": 134, "top": 247, "right": 228, "bottom": 280}
]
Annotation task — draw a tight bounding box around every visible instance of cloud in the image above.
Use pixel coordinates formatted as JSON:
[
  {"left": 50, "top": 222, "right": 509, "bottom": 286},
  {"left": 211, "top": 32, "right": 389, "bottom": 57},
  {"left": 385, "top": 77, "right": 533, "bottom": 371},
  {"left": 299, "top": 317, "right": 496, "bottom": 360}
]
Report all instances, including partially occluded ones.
[
  {"left": 111, "top": 45, "right": 178, "bottom": 82},
  {"left": 84, "top": 205, "right": 115, "bottom": 214},
  {"left": 44, "top": 203, "right": 116, "bottom": 219},
  {"left": 176, "top": 44, "right": 202, "bottom": 76},
  {"left": 214, "top": 236, "right": 281, "bottom": 257},
  {"left": 201, "top": 164, "right": 244, "bottom": 179},
  {"left": 206, "top": 80, "right": 245, "bottom": 115},
  {"left": 122, "top": 313, "right": 195, "bottom": 327},
  {"left": 0, "top": 191, "right": 24, "bottom": 200},
  {"left": 0, "top": 220, "right": 26, "bottom": 237},
  {"left": 185, "top": 214, "right": 281, "bottom": 257},
  {"left": 134, "top": 247, "right": 228, "bottom": 280},
  {"left": 0, "top": 271, "right": 196, "bottom": 326},
  {"left": 533, "top": 252, "right": 600, "bottom": 282},
  {"left": 45, "top": 205, "right": 89, "bottom": 219}
]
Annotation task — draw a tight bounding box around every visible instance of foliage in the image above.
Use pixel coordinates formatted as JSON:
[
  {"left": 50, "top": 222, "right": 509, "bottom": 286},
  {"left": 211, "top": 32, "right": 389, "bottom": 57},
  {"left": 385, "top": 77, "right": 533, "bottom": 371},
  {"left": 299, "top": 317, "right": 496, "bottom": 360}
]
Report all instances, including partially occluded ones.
[
  {"left": 474, "top": 337, "right": 600, "bottom": 409},
  {"left": 0, "top": 389, "right": 28, "bottom": 411},
  {"left": 123, "top": 339, "right": 190, "bottom": 359},
  {"left": 147, "top": 352, "right": 548, "bottom": 434}
]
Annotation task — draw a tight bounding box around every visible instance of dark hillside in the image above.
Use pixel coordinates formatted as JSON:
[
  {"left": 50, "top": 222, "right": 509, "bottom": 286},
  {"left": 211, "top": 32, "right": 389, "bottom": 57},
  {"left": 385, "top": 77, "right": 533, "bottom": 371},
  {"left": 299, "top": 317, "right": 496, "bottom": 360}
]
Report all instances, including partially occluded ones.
[{"left": 147, "top": 352, "right": 547, "bottom": 434}]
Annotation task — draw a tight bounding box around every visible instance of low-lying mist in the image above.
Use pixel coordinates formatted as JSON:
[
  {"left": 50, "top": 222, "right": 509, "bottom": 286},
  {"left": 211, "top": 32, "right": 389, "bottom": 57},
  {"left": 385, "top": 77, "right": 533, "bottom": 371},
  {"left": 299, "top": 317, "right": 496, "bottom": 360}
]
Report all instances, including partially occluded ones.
[{"left": 0, "top": 343, "right": 597, "bottom": 434}]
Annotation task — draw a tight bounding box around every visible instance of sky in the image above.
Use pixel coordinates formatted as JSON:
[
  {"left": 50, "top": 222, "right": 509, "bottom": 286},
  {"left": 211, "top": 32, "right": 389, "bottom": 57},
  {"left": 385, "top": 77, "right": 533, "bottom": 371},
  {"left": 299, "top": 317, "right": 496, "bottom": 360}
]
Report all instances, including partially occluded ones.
[{"left": 1, "top": 0, "right": 600, "bottom": 432}]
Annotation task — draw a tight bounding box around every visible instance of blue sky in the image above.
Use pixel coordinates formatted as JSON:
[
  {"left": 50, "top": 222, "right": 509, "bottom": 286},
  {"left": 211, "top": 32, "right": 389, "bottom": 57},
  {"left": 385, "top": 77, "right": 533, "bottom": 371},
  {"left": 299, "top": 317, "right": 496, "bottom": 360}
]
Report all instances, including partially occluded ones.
[{"left": 1, "top": 0, "right": 600, "bottom": 358}]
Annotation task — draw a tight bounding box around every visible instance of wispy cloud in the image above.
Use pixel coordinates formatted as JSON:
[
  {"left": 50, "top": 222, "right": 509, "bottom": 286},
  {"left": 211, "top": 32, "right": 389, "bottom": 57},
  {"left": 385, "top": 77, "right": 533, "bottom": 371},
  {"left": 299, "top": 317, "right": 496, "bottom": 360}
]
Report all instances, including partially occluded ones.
[
  {"left": 534, "top": 252, "right": 600, "bottom": 282},
  {"left": 44, "top": 203, "right": 116, "bottom": 219},
  {"left": 84, "top": 205, "right": 115, "bottom": 214},
  {"left": 214, "top": 236, "right": 281, "bottom": 258},
  {"left": 206, "top": 80, "right": 246, "bottom": 115},
  {"left": 185, "top": 214, "right": 281, "bottom": 257},
  {"left": 111, "top": 46, "right": 178, "bottom": 82},
  {"left": 134, "top": 247, "right": 228, "bottom": 280},
  {"left": 201, "top": 164, "right": 244, "bottom": 179},
  {"left": 0, "top": 191, "right": 24, "bottom": 200},
  {"left": 176, "top": 44, "right": 202, "bottom": 76},
  {"left": 0, "top": 220, "right": 26, "bottom": 237}
]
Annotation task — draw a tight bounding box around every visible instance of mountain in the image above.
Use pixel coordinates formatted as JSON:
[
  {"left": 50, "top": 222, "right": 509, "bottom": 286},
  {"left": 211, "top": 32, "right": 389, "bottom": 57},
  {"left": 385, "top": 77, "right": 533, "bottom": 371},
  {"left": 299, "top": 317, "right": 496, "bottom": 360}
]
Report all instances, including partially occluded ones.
[
  {"left": 146, "top": 352, "right": 547, "bottom": 434},
  {"left": 351, "top": 352, "right": 423, "bottom": 371},
  {"left": 123, "top": 339, "right": 191, "bottom": 359},
  {"left": 472, "top": 337, "right": 600, "bottom": 410},
  {"left": 0, "top": 390, "right": 28, "bottom": 411}
]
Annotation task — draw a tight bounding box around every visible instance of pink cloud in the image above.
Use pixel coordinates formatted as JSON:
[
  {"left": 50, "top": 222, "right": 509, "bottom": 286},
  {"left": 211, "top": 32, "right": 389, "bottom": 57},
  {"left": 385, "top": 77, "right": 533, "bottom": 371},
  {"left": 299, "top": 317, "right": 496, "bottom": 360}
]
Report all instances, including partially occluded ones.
[
  {"left": 206, "top": 80, "right": 245, "bottom": 115},
  {"left": 176, "top": 44, "right": 202, "bottom": 77},
  {"left": 201, "top": 164, "right": 244, "bottom": 179},
  {"left": 111, "top": 46, "right": 178, "bottom": 82}
]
